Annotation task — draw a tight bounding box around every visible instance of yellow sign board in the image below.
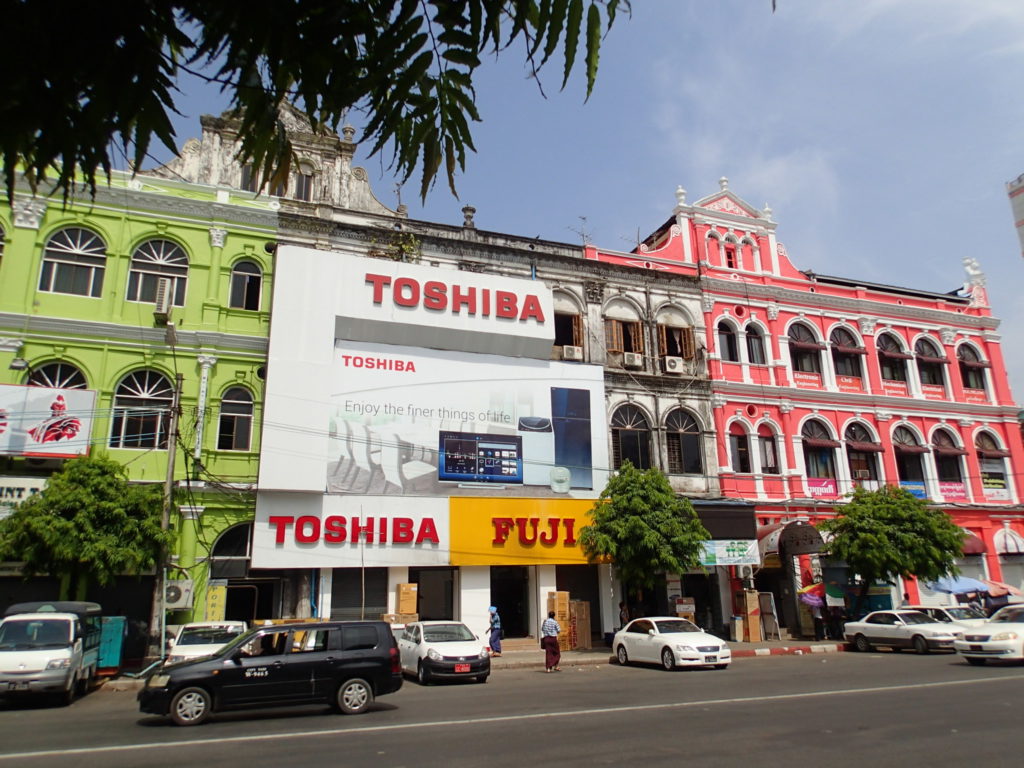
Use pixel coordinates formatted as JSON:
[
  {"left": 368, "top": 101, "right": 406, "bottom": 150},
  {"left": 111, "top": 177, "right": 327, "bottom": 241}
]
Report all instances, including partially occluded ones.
[
  {"left": 449, "top": 497, "right": 595, "bottom": 566},
  {"left": 205, "top": 583, "right": 227, "bottom": 622}
]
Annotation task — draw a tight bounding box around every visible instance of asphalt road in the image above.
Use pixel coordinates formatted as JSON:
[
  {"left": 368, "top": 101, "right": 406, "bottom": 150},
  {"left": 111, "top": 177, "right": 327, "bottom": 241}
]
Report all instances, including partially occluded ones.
[{"left": 2, "top": 652, "right": 1023, "bottom": 768}]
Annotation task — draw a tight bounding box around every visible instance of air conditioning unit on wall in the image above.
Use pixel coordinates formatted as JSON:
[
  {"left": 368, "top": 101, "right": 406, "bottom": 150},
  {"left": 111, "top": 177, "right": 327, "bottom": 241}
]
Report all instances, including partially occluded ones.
[
  {"left": 165, "top": 580, "right": 195, "bottom": 610},
  {"left": 562, "top": 345, "right": 583, "bottom": 361},
  {"left": 153, "top": 278, "right": 172, "bottom": 323},
  {"left": 623, "top": 352, "right": 644, "bottom": 369},
  {"left": 663, "top": 356, "right": 685, "bottom": 374}
]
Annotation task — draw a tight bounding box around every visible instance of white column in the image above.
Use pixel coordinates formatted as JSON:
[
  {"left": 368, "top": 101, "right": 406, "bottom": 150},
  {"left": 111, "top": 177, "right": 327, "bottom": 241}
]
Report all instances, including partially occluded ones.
[
  {"left": 387, "top": 567, "right": 410, "bottom": 614},
  {"left": 536, "top": 564, "right": 558, "bottom": 638},
  {"left": 459, "top": 566, "right": 492, "bottom": 641},
  {"left": 598, "top": 563, "right": 621, "bottom": 634},
  {"left": 193, "top": 354, "right": 217, "bottom": 459},
  {"left": 317, "top": 568, "right": 333, "bottom": 619}
]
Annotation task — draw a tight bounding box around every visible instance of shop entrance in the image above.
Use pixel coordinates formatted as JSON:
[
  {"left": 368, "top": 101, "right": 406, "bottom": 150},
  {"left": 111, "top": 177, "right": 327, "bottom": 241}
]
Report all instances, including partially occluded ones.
[
  {"left": 490, "top": 565, "right": 530, "bottom": 638},
  {"left": 409, "top": 567, "right": 455, "bottom": 620},
  {"left": 555, "top": 565, "right": 602, "bottom": 638}
]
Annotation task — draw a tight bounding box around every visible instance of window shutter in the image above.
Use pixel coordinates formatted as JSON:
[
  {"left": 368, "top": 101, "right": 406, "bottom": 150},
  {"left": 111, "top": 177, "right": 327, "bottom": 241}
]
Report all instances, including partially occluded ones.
[
  {"left": 606, "top": 320, "right": 623, "bottom": 352},
  {"left": 571, "top": 314, "right": 583, "bottom": 347},
  {"left": 681, "top": 327, "right": 696, "bottom": 360},
  {"left": 658, "top": 325, "right": 668, "bottom": 356}
]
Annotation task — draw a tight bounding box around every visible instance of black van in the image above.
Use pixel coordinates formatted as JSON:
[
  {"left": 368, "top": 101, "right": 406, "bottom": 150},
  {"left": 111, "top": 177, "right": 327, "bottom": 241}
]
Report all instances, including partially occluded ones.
[{"left": 138, "top": 620, "right": 402, "bottom": 725}]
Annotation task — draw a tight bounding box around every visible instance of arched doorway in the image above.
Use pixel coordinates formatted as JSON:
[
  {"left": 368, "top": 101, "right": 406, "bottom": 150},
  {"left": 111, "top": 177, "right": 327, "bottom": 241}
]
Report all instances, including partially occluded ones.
[
  {"left": 755, "top": 521, "right": 824, "bottom": 637},
  {"left": 210, "top": 524, "right": 292, "bottom": 625}
]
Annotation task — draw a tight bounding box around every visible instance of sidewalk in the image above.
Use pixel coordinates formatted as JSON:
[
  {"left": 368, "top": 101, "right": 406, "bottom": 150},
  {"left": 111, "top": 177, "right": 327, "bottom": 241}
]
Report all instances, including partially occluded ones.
[{"left": 488, "top": 639, "right": 848, "bottom": 671}]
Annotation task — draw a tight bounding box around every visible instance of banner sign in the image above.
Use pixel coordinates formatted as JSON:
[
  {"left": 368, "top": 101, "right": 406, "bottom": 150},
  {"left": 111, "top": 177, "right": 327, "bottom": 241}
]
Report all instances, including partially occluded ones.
[
  {"left": 700, "top": 539, "right": 759, "bottom": 566},
  {"left": 0, "top": 384, "right": 96, "bottom": 457}
]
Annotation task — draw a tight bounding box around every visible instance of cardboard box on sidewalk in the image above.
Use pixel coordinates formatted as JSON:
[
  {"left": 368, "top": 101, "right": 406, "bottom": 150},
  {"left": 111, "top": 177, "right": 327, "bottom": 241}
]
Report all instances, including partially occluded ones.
[
  {"left": 569, "top": 600, "right": 592, "bottom": 650},
  {"left": 397, "top": 583, "right": 418, "bottom": 614}
]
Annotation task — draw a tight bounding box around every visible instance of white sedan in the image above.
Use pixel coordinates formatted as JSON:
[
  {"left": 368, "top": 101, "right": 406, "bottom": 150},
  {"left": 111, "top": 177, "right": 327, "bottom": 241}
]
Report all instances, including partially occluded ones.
[
  {"left": 613, "top": 617, "right": 731, "bottom": 670},
  {"left": 165, "top": 621, "right": 248, "bottom": 664},
  {"left": 954, "top": 605, "right": 1024, "bottom": 666},
  {"left": 396, "top": 620, "right": 491, "bottom": 684},
  {"left": 843, "top": 610, "right": 959, "bottom": 653}
]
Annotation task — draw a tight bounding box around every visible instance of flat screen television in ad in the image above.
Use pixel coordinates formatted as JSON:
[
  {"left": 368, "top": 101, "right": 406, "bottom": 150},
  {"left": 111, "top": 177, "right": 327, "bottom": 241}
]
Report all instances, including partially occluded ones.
[{"left": 438, "top": 431, "right": 523, "bottom": 484}]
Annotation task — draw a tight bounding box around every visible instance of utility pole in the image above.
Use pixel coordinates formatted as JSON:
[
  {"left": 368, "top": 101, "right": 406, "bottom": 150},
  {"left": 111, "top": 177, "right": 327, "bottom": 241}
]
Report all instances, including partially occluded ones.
[{"left": 147, "top": 371, "right": 183, "bottom": 660}]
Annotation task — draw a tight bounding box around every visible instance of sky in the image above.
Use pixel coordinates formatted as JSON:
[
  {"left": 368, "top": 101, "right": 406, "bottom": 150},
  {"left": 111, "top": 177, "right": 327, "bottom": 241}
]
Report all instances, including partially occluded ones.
[{"left": 161, "top": 0, "right": 1024, "bottom": 403}]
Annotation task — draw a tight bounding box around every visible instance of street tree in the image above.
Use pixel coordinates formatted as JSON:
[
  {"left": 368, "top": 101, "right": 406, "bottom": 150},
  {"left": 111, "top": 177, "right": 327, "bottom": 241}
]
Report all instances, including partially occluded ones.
[
  {"left": 579, "top": 461, "right": 710, "bottom": 594},
  {"left": 0, "top": 454, "right": 172, "bottom": 601},
  {"left": 3, "top": 0, "right": 630, "bottom": 203},
  {"left": 818, "top": 485, "right": 965, "bottom": 615}
]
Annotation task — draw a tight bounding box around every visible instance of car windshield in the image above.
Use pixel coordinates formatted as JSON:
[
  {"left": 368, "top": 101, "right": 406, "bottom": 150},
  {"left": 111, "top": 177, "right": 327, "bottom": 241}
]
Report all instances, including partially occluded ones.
[
  {"left": 991, "top": 608, "right": 1024, "bottom": 623},
  {"left": 422, "top": 624, "right": 475, "bottom": 642},
  {"left": 0, "top": 618, "right": 70, "bottom": 650},
  {"left": 177, "top": 626, "right": 245, "bottom": 646},
  {"left": 655, "top": 619, "right": 700, "bottom": 634},
  {"left": 945, "top": 607, "right": 986, "bottom": 621},
  {"left": 214, "top": 627, "right": 261, "bottom": 656},
  {"left": 897, "top": 612, "right": 934, "bottom": 625}
]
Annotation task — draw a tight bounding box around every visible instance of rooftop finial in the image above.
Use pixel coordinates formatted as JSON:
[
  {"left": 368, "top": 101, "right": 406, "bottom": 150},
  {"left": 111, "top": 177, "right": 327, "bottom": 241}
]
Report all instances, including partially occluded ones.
[
  {"left": 675, "top": 186, "right": 687, "bottom": 206},
  {"left": 763, "top": 202, "right": 773, "bottom": 219},
  {"left": 719, "top": 176, "right": 729, "bottom": 191}
]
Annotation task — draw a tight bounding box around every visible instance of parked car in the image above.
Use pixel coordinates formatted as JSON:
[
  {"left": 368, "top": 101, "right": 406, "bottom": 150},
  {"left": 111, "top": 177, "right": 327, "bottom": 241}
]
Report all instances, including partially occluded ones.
[
  {"left": 953, "top": 605, "right": 1024, "bottom": 666},
  {"left": 138, "top": 620, "right": 402, "bottom": 726},
  {"left": 613, "top": 617, "right": 730, "bottom": 670},
  {"left": 905, "top": 605, "right": 988, "bottom": 630},
  {"left": 0, "top": 601, "right": 102, "bottom": 705},
  {"left": 844, "top": 610, "right": 960, "bottom": 653},
  {"left": 396, "top": 620, "right": 490, "bottom": 684},
  {"left": 165, "top": 621, "right": 248, "bottom": 664}
]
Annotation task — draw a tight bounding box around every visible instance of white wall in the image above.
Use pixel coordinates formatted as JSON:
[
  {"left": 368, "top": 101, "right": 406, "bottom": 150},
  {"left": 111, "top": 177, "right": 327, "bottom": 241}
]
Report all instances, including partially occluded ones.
[{"left": 460, "top": 566, "right": 492, "bottom": 641}]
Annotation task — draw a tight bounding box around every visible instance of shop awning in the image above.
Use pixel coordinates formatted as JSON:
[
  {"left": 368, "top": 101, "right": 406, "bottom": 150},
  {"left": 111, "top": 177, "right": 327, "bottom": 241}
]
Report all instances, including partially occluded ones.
[
  {"left": 803, "top": 437, "right": 841, "bottom": 449},
  {"left": 789, "top": 340, "right": 827, "bottom": 351},
  {"left": 959, "top": 358, "right": 992, "bottom": 369},
  {"left": 893, "top": 444, "right": 930, "bottom": 454},
  {"left": 994, "top": 526, "right": 1024, "bottom": 555},
  {"left": 690, "top": 499, "right": 757, "bottom": 540},
  {"left": 977, "top": 448, "right": 1011, "bottom": 459},
  {"left": 831, "top": 344, "right": 867, "bottom": 355},
  {"left": 878, "top": 349, "right": 913, "bottom": 359},
  {"left": 915, "top": 355, "right": 950, "bottom": 365},
  {"left": 932, "top": 445, "right": 969, "bottom": 456},
  {"left": 758, "top": 521, "right": 824, "bottom": 560},
  {"left": 961, "top": 529, "right": 986, "bottom": 555},
  {"left": 846, "top": 440, "right": 883, "bottom": 453}
]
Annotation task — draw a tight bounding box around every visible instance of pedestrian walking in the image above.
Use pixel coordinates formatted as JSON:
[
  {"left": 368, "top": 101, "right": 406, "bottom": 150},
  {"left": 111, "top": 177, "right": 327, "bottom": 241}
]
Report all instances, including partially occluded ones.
[
  {"left": 541, "top": 611, "right": 561, "bottom": 672},
  {"left": 487, "top": 606, "right": 502, "bottom": 657},
  {"left": 618, "top": 600, "right": 630, "bottom": 629}
]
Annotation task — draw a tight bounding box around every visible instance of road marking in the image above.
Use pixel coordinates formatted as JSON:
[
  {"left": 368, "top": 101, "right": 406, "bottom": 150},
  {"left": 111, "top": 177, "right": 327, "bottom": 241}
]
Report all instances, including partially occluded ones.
[{"left": 5, "top": 673, "right": 1024, "bottom": 761}]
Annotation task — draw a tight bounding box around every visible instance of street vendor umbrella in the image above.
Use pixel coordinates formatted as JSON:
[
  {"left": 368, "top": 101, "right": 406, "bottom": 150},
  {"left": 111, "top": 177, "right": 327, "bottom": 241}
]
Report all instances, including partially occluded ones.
[
  {"left": 981, "top": 579, "right": 1024, "bottom": 597},
  {"left": 798, "top": 582, "right": 825, "bottom": 607},
  {"left": 798, "top": 592, "right": 825, "bottom": 607},
  {"left": 925, "top": 575, "right": 990, "bottom": 594}
]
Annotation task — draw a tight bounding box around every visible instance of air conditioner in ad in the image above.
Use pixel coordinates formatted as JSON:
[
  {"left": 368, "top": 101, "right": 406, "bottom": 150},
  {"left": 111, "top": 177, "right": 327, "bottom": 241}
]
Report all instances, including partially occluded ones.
[
  {"left": 623, "top": 352, "right": 644, "bottom": 369},
  {"left": 562, "top": 345, "right": 583, "bottom": 361}
]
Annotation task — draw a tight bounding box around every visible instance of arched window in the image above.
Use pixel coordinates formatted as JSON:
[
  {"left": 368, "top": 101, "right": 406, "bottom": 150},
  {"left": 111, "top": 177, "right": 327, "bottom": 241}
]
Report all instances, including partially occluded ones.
[
  {"left": 717, "top": 321, "right": 739, "bottom": 362},
  {"left": 757, "top": 425, "right": 780, "bottom": 474},
  {"left": 210, "top": 523, "right": 252, "bottom": 578},
  {"left": 876, "top": 333, "right": 910, "bottom": 382},
  {"left": 976, "top": 432, "right": 1010, "bottom": 499},
  {"left": 729, "top": 423, "right": 751, "bottom": 473},
  {"left": 957, "top": 345, "right": 989, "bottom": 391},
  {"left": 845, "top": 423, "right": 881, "bottom": 483},
  {"left": 127, "top": 239, "right": 189, "bottom": 305},
  {"left": 665, "top": 409, "right": 702, "bottom": 475},
  {"left": 892, "top": 426, "right": 926, "bottom": 483},
  {"left": 293, "top": 161, "right": 315, "bottom": 201},
  {"left": 229, "top": 260, "right": 262, "bottom": 311},
  {"left": 657, "top": 308, "right": 696, "bottom": 361},
  {"left": 611, "top": 404, "right": 651, "bottom": 470},
  {"left": 38, "top": 227, "right": 107, "bottom": 298},
  {"left": 788, "top": 323, "right": 824, "bottom": 374},
  {"left": 27, "top": 362, "right": 87, "bottom": 390},
  {"left": 110, "top": 370, "right": 174, "bottom": 449},
  {"left": 724, "top": 242, "right": 738, "bottom": 269},
  {"left": 218, "top": 387, "right": 254, "bottom": 451},
  {"left": 830, "top": 327, "right": 865, "bottom": 378},
  {"left": 745, "top": 326, "right": 766, "bottom": 365},
  {"left": 932, "top": 429, "right": 966, "bottom": 484},
  {"left": 915, "top": 338, "right": 948, "bottom": 386},
  {"left": 604, "top": 301, "right": 644, "bottom": 357},
  {"left": 801, "top": 420, "right": 838, "bottom": 478}
]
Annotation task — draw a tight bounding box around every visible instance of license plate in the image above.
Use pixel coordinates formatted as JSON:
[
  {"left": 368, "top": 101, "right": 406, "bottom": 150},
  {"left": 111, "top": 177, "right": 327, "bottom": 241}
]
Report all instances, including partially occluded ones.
[
  {"left": 454, "top": 663, "right": 470, "bottom": 673},
  {"left": 970, "top": 645, "right": 983, "bottom": 652},
  {"left": 7, "top": 682, "right": 28, "bottom": 691},
  {"left": 704, "top": 655, "right": 716, "bottom": 663}
]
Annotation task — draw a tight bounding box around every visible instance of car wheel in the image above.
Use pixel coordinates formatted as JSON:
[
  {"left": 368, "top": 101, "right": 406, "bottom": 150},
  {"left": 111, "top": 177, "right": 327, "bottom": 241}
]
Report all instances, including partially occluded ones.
[
  {"left": 475, "top": 674, "right": 488, "bottom": 684},
  {"left": 912, "top": 635, "right": 929, "bottom": 654},
  {"left": 714, "top": 664, "right": 729, "bottom": 670},
  {"left": 169, "top": 687, "right": 212, "bottom": 726},
  {"left": 854, "top": 634, "right": 871, "bottom": 653},
  {"left": 336, "top": 678, "right": 374, "bottom": 715},
  {"left": 57, "top": 676, "right": 76, "bottom": 707},
  {"left": 661, "top": 647, "right": 676, "bottom": 670},
  {"left": 965, "top": 657, "right": 987, "bottom": 666},
  {"left": 417, "top": 662, "right": 432, "bottom": 686},
  {"left": 616, "top": 645, "right": 629, "bottom": 666}
]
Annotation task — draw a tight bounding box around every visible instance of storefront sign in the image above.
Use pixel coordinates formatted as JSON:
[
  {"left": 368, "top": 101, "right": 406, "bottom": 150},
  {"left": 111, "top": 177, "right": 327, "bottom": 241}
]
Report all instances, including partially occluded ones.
[
  {"left": 882, "top": 381, "right": 909, "bottom": 397},
  {"left": 982, "top": 464, "right": 1009, "bottom": 500},
  {"left": 700, "top": 539, "right": 759, "bottom": 566},
  {"left": 900, "top": 481, "right": 928, "bottom": 499},
  {"left": 793, "top": 371, "right": 823, "bottom": 389},
  {"left": 364, "top": 273, "right": 546, "bottom": 323},
  {"left": 0, "top": 476, "right": 47, "bottom": 518},
  {"left": 807, "top": 478, "right": 838, "bottom": 498},
  {"left": 0, "top": 385, "right": 97, "bottom": 458},
  {"left": 449, "top": 498, "right": 594, "bottom": 565},
  {"left": 939, "top": 481, "right": 968, "bottom": 501},
  {"left": 251, "top": 494, "right": 450, "bottom": 568},
  {"left": 205, "top": 581, "right": 227, "bottom": 622},
  {"left": 921, "top": 384, "right": 947, "bottom": 400},
  {"left": 963, "top": 388, "right": 988, "bottom": 404},
  {"left": 836, "top": 375, "right": 864, "bottom": 393}
]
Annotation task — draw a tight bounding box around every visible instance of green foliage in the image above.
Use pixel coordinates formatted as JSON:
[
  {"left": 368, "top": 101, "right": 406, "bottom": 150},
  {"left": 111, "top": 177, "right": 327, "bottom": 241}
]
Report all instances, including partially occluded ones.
[
  {"left": 579, "top": 461, "right": 710, "bottom": 590},
  {"left": 2, "top": 1, "right": 630, "bottom": 203},
  {"left": 0, "top": 455, "right": 172, "bottom": 598},
  {"left": 818, "top": 485, "right": 965, "bottom": 589}
]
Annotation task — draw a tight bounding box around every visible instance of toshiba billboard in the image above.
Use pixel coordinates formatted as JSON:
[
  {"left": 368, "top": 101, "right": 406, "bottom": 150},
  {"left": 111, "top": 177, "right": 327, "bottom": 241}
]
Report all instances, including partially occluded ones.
[{"left": 258, "top": 247, "right": 607, "bottom": 498}]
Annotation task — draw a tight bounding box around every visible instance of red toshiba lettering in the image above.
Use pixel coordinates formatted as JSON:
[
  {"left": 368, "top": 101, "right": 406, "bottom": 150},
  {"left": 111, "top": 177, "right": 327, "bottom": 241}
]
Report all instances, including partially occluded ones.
[
  {"left": 492, "top": 517, "right": 514, "bottom": 544},
  {"left": 393, "top": 277, "right": 419, "bottom": 308},
  {"left": 269, "top": 515, "right": 294, "bottom": 545},
  {"left": 393, "top": 517, "right": 414, "bottom": 543},
  {"left": 365, "top": 273, "right": 392, "bottom": 304},
  {"left": 324, "top": 515, "right": 347, "bottom": 543},
  {"left": 495, "top": 291, "right": 518, "bottom": 319},
  {"left": 451, "top": 285, "right": 476, "bottom": 315},
  {"left": 520, "top": 295, "right": 546, "bottom": 323},
  {"left": 350, "top": 516, "right": 375, "bottom": 542},
  {"left": 295, "top": 516, "right": 320, "bottom": 543},
  {"left": 423, "top": 281, "right": 447, "bottom": 311},
  {"left": 416, "top": 518, "right": 440, "bottom": 544}
]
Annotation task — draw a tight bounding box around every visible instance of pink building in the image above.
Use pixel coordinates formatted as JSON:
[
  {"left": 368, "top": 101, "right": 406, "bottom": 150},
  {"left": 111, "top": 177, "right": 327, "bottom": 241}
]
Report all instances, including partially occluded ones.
[{"left": 588, "top": 179, "right": 1024, "bottom": 634}]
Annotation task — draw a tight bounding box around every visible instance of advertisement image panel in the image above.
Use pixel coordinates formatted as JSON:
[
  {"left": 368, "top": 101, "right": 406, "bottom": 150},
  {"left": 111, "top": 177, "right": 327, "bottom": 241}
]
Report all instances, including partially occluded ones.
[
  {"left": 0, "top": 384, "right": 96, "bottom": 457},
  {"left": 327, "top": 341, "right": 607, "bottom": 499}
]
